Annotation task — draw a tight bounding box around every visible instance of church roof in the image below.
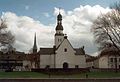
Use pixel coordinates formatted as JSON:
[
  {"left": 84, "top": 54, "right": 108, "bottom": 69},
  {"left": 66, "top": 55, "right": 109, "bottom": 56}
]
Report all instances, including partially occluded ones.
[
  {"left": 74, "top": 48, "right": 85, "bottom": 55},
  {"left": 55, "top": 23, "right": 63, "bottom": 30},
  {"left": 99, "top": 46, "right": 119, "bottom": 57},
  {"left": 39, "top": 47, "right": 85, "bottom": 55},
  {"left": 33, "top": 33, "right": 37, "bottom": 53},
  {"left": 56, "top": 13, "right": 63, "bottom": 30},
  {"left": 55, "top": 36, "right": 85, "bottom": 55},
  {"left": 57, "top": 13, "right": 62, "bottom": 21},
  {"left": 39, "top": 48, "right": 54, "bottom": 55},
  {"left": 56, "top": 36, "right": 74, "bottom": 50}
]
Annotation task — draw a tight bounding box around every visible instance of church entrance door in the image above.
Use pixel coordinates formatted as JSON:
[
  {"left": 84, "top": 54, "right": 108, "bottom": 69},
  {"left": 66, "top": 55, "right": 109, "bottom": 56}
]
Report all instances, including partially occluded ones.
[{"left": 63, "top": 62, "right": 69, "bottom": 69}]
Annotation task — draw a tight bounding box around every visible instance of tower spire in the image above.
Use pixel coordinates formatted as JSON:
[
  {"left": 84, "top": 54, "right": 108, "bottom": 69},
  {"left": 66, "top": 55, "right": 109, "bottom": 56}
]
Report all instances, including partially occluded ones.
[
  {"left": 56, "top": 8, "right": 63, "bottom": 31},
  {"left": 55, "top": 8, "right": 64, "bottom": 48},
  {"left": 33, "top": 33, "right": 37, "bottom": 53}
]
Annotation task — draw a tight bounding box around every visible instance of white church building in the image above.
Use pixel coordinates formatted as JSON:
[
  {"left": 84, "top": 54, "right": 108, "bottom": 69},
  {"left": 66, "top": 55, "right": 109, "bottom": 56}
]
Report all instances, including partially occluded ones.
[{"left": 38, "top": 13, "right": 86, "bottom": 69}]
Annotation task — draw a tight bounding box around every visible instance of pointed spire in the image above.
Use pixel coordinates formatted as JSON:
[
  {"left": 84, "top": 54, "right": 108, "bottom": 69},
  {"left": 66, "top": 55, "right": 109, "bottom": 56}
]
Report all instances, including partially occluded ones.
[{"left": 33, "top": 33, "right": 37, "bottom": 53}]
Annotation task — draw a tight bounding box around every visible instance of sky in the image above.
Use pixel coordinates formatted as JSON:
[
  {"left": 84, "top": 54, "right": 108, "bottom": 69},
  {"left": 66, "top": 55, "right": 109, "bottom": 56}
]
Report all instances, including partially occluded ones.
[{"left": 0, "top": 0, "right": 119, "bottom": 55}]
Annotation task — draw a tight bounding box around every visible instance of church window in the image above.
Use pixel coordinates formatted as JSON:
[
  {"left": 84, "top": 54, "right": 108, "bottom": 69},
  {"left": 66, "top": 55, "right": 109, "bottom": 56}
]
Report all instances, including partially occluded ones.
[
  {"left": 58, "top": 39, "right": 62, "bottom": 42},
  {"left": 64, "top": 48, "right": 67, "bottom": 52},
  {"left": 60, "top": 39, "right": 62, "bottom": 42}
]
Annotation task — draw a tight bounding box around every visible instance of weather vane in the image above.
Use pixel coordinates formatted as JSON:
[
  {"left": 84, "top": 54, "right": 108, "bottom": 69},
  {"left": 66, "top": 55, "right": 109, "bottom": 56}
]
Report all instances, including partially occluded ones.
[{"left": 59, "top": 7, "right": 61, "bottom": 14}]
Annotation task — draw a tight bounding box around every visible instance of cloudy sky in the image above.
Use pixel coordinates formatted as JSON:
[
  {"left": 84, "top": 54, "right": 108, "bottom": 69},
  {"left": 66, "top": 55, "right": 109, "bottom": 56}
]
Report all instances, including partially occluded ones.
[{"left": 0, "top": 0, "right": 118, "bottom": 55}]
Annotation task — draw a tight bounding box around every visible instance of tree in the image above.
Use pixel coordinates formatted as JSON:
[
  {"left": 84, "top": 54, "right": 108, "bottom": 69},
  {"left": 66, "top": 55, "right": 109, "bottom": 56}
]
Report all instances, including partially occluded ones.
[
  {"left": 92, "top": 10, "right": 120, "bottom": 52},
  {"left": 0, "top": 18, "right": 15, "bottom": 52},
  {"left": 92, "top": 2, "right": 120, "bottom": 72}
]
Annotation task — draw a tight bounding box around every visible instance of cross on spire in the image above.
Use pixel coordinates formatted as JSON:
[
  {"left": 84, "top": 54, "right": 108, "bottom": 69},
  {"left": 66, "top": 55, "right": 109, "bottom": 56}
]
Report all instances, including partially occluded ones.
[{"left": 59, "top": 7, "right": 61, "bottom": 14}]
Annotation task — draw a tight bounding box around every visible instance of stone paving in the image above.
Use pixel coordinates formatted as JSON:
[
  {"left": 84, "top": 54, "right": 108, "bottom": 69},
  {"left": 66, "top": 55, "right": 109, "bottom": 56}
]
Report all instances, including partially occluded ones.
[{"left": 0, "top": 78, "right": 120, "bottom": 82}]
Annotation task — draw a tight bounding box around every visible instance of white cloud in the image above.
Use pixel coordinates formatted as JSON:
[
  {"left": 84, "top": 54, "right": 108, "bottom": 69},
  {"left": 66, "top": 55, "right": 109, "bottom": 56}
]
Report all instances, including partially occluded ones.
[
  {"left": 91, "top": 51, "right": 101, "bottom": 57},
  {"left": 54, "top": 7, "right": 66, "bottom": 16},
  {"left": 0, "top": 5, "right": 110, "bottom": 55},
  {"left": 1, "top": 12, "right": 54, "bottom": 53},
  {"left": 54, "top": 5, "right": 110, "bottom": 55}
]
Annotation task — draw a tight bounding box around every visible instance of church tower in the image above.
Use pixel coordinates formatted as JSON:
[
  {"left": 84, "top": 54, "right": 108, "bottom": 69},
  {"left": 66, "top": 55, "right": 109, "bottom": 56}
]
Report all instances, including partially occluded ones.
[
  {"left": 55, "top": 12, "right": 64, "bottom": 48},
  {"left": 33, "top": 33, "right": 37, "bottom": 53}
]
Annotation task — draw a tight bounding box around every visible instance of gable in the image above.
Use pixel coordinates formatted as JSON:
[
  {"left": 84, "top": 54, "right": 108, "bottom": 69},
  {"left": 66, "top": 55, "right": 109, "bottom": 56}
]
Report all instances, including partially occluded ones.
[{"left": 56, "top": 38, "right": 75, "bottom": 53}]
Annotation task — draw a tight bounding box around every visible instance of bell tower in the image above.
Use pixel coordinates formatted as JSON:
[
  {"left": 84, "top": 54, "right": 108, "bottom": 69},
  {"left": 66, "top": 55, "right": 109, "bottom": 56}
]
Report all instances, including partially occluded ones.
[{"left": 55, "top": 11, "right": 64, "bottom": 48}]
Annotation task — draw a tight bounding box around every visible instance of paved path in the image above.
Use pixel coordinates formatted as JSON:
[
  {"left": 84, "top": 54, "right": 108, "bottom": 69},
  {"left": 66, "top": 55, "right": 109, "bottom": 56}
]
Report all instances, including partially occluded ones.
[{"left": 0, "top": 78, "right": 120, "bottom": 82}]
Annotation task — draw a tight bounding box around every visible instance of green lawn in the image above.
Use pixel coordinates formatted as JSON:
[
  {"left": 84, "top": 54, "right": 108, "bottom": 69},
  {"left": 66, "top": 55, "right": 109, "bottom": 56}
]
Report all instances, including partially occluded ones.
[
  {"left": 0, "top": 71, "right": 120, "bottom": 78},
  {"left": 0, "top": 72, "right": 48, "bottom": 78}
]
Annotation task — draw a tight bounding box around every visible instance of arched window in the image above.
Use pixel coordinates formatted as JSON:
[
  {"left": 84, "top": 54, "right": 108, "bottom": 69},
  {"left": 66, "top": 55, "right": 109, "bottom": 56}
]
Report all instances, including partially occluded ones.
[{"left": 64, "top": 48, "right": 67, "bottom": 52}]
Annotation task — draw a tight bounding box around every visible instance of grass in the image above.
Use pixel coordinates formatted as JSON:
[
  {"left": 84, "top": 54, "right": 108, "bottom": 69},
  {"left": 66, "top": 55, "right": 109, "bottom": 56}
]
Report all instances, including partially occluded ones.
[
  {"left": 77, "top": 71, "right": 120, "bottom": 78},
  {"left": 0, "top": 71, "right": 120, "bottom": 78},
  {"left": 0, "top": 71, "right": 48, "bottom": 78}
]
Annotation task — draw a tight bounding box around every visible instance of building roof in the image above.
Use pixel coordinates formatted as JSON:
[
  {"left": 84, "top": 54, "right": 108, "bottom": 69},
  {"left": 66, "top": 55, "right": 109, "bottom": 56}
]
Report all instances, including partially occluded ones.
[
  {"left": 55, "top": 23, "right": 63, "bottom": 30},
  {"left": 38, "top": 36, "right": 85, "bottom": 55},
  {"left": 99, "top": 46, "right": 119, "bottom": 57},
  {"left": 57, "top": 13, "right": 62, "bottom": 21},
  {"left": 74, "top": 48, "right": 85, "bottom": 55},
  {"left": 0, "top": 50, "right": 25, "bottom": 60},
  {"left": 39, "top": 48, "right": 54, "bottom": 55},
  {"left": 33, "top": 33, "right": 37, "bottom": 53},
  {"left": 85, "top": 54, "right": 97, "bottom": 62},
  {"left": 39, "top": 47, "right": 85, "bottom": 55},
  {"left": 56, "top": 13, "right": 63, "bottom": 30},
  {"left": 56, "top": 36, "right": 74, "bottom": 50}
]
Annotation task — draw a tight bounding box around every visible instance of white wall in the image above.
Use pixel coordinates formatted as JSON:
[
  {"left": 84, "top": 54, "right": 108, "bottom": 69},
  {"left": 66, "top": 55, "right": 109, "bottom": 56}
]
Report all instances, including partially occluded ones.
[
  {"left": 74, "top": 55, "right": 86, "bottom": 68},
  {"left": 55, "top": 39, "right": 86, "bottom": 68},
  {"left": 55, "top": 35, "right": 64, "bottom": 48},
  {"left": 99, "top": 55, "right": 109, "bottom": 68},
  {"left": 40, "top": 54, "right": 54, "bottom": 68},
  {"left": 86, "top": 61, "right": 93, "bottom": 68},
  {"left": 23, "top": 60, "right": 31, "bottom": 67}
]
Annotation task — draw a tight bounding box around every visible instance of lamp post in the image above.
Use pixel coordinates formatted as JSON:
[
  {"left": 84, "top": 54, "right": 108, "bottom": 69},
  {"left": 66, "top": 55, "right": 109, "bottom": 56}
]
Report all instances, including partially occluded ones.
[{"left": 115, "top": 52, "right": 117, "bottom": 73}]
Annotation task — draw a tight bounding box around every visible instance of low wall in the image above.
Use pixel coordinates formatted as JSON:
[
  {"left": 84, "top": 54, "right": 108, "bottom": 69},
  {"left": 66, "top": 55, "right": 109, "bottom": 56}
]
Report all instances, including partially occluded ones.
[
  {"left": 31, "top": 68, "right": 89, "bottom": 74},
  {"left": 90, "top": 68, "right": 120, "bottom": 72}
]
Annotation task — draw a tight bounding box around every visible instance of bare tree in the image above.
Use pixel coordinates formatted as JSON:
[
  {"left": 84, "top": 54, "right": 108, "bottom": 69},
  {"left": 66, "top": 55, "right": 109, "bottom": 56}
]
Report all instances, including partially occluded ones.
[
  {"left": 92, "top": 3, "right": 120, "bottom": 72},
  {"left": 92, "top": 10, "right": 120, "bottom": 51},
  {"left": 0, "top": 19, "right": 15, "bottom": 52}
]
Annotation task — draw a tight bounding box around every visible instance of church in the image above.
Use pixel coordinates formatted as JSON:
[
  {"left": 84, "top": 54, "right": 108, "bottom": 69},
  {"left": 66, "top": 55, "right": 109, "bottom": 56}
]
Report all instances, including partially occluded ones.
[
  {"left": 37, "top": 12, "right": 86, "bottom": 69},
  {"left": 0, "top": 12, "right": 87, "bottom": 71}
]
